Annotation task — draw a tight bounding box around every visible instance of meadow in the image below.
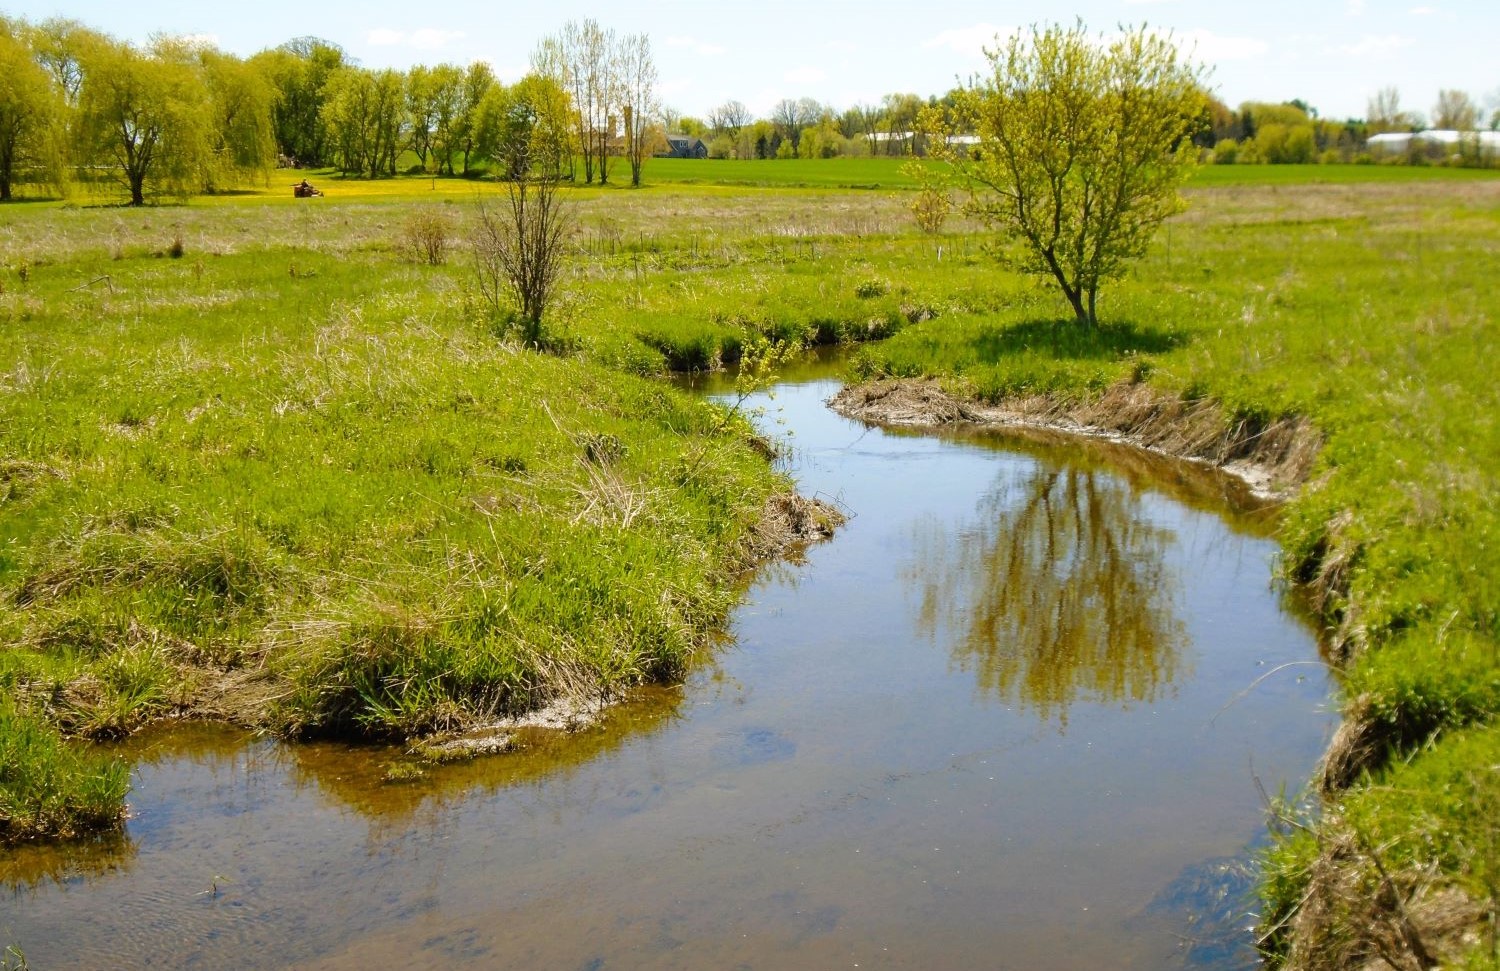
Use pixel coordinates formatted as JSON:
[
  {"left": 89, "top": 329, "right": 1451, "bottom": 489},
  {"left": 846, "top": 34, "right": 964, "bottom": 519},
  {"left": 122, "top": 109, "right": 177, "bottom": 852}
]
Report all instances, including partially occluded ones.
[
  {"left": 2, "top": 159, "right": 1497, "bottom": 966},
  {"left": 0, "top": 177, "right": 854, "bottom": 838},
  {"left": 638, "top": 155, "right": 1500, "bottom": 189}
]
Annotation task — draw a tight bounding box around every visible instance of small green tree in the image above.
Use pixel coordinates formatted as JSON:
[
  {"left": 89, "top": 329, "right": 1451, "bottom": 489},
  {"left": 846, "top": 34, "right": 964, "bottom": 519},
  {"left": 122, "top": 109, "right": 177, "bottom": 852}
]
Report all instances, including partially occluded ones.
[
  {"left": 250, "top": 37, "right": 346, "bottom": 166},
  {"left": 453, "top": 61, "right": 496, "bottom": 175},
  {"left": 491, "top": 73, "right": 573, "bottom": 181},
  {"left": 423, "top": 63, "right": 465, "bottom": 175},
  {"left": 922, "top": 22, "right": 1206, "bottom": 326}
]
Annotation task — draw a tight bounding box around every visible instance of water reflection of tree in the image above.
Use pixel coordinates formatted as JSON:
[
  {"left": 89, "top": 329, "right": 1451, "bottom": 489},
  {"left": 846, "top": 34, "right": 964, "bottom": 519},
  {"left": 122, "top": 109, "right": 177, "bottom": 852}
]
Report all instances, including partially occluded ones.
[{"left": 910, "top": 463, "right": 1187, "bottom": 727}]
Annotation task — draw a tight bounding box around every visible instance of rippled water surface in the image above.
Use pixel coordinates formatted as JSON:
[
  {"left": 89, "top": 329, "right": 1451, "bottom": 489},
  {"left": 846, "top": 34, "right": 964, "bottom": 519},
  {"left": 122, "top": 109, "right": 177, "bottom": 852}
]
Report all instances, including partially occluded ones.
[{"left": 0, "top": 370, "right": 1334, "bottom": 969}]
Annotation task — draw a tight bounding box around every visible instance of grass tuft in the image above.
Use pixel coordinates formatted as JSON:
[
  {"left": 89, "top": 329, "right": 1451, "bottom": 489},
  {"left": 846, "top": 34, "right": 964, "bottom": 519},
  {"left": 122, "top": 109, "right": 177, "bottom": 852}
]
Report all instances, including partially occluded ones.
[{"left": 0, "top": 699, "right": 130, "bottom": 840}]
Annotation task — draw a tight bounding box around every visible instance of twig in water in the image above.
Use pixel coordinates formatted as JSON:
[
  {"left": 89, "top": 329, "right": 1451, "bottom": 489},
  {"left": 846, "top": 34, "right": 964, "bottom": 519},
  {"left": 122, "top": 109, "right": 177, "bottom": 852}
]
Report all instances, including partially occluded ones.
[{"left": 1211, "top": 661, "right": 1326, "bottom": 725}]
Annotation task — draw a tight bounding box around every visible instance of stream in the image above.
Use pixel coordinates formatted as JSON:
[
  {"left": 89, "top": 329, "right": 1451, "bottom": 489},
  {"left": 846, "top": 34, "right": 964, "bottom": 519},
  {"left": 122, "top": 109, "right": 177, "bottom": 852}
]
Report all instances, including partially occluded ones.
[{"left": 0, "top": 363, "right": 1334, "bottom": 970}]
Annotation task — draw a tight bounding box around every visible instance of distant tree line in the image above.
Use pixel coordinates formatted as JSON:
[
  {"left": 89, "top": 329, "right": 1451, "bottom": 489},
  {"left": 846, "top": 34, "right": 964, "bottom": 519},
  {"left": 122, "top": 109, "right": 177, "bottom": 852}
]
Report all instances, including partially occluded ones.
[
  {"left": 684, "top": 93, "right": 944, "bottom": 160},
  {"left": 3, "top": 12, "right": 1496, "bottom": 204},
  {"left": 1197, "top": 86, "right": 1498, "bottom": 167},
  {"left": 0, "top": 15, "right": 661, "bottom": 203},
  {"left": 659, "top": 84, "right": 1500, "bottom": 169}
]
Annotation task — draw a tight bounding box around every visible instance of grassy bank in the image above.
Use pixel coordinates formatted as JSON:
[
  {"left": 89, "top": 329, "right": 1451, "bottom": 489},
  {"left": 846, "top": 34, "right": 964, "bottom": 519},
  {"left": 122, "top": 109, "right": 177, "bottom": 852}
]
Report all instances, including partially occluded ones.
[
  {"left": 0, "top": 191, "right": 850, "bottom": 839},
  {"left": 846, "top": 171, "right": 1500, "bottom": 966}
]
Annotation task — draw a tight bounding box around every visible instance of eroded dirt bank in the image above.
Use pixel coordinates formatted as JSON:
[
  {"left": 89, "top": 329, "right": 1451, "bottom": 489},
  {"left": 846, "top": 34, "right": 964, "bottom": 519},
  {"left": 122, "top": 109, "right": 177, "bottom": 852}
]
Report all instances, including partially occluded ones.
[{"left": 830, "top": 378, "right": 1322, "bottom": 501}]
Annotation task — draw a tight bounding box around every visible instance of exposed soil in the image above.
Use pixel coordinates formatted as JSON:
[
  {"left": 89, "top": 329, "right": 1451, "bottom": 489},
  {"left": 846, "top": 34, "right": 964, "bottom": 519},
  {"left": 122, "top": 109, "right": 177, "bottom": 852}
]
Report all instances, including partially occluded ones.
[
  {"left": 829, "top": 378, "right": 1322, "bottom": 501},
  {"left": 739, "top": 491, "right": 848, "bottom": 566},
  {"left": 409, "top": 695, "right": 608, "bottom": 761}
]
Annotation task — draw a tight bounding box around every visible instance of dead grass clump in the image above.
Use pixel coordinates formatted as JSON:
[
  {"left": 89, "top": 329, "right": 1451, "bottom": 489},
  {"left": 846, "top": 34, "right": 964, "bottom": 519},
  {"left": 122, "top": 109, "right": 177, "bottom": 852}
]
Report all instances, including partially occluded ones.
[
  {"left": 1274, "top": 827, "right": 1486, "bottom": 971},
  {"left": 400, "top": 207, "right": 452, "bottom": 266},
  {"left": 0, "top": 458, "right": 66, "bottom": 502},
  {"left": 739, "top": 492, "right": 848, "bottom": 565},
  {"left": 1301, "top": 508, "right": 1365, "bottom": 660},
  {"left": 1318, "top": 693, "right": 1385, "bottom": 793},
  {"left": 829, "top": 379, "right": 973, "bottom": 426}
]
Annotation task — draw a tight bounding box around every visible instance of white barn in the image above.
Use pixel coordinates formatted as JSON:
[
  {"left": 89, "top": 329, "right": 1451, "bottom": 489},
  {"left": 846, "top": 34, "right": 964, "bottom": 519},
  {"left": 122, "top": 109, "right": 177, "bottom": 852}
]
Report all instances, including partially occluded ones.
[{"left": 1367, "top": 130, "right": 1500, "bottom": 161}]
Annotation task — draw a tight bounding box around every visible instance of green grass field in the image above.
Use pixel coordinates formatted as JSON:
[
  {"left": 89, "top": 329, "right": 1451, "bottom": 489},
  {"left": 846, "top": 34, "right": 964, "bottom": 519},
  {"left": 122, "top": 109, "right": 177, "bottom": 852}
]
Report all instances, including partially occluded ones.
[
  {"left": 1184, "top": 161, "right": 1500, "bottom": 186},
  {"left": 636, "top": 156, "right": 1500, "bottom": 190},
  {"left": 2, "top": 160, "right": 1497, "bottom": 966},
  {"left": 0, "top": 187, "right": 821, "bottom": 839},
  {"left": 635, "top": 156, "right": 921, "bottom": 188},
  {"left": 253, "top": 156, "right": 1500, "bottom": 196}
]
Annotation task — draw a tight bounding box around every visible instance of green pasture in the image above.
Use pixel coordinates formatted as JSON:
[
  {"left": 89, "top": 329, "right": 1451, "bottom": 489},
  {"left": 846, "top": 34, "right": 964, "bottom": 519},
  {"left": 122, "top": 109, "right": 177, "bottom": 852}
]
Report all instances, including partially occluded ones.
[
  {"left": 0, "top": 196, "right": 806, "bottom": 838},
  {"left": 1, "top": 164, "right": 1496, "bottom": 967},
  {"left": 1185, "top": 161, "right": 1500, "bottom": 186},
  {"left": 633, "top": 155, "right": 920, "bottom": 188},
  {"left": 40, "top": 155, "right": 1500, "bottom": 214}
]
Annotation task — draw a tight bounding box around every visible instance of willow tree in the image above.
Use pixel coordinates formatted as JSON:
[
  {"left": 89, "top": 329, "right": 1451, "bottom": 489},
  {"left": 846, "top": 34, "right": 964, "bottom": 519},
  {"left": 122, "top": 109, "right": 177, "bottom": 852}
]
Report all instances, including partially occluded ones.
[
  {"left": 924, "top": 22, "right": 1205, "bottom": 326},
  {"left": 75, "top": 38, "right": 211, "bottom": 205},
  {"left": 145, "top": 38, "right": 276, "bottom": 193},
  {"left": 0, "top": 28, "right": 66, "bottom": 200}
]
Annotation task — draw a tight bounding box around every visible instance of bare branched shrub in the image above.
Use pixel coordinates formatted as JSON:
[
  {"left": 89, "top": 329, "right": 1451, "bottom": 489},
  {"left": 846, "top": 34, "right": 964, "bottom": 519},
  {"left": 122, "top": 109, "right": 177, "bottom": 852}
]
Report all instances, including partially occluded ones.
[
  {"left": 471, "top": 174, "right": 568, "bottom": 346},
  {"left": 401, "top": 207, "right": 452, "bottom": 266}
]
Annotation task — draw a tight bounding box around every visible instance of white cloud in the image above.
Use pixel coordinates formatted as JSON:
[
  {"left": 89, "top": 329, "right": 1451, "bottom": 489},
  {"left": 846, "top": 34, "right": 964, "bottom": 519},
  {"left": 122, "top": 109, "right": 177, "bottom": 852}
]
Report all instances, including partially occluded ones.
[
  {"left": 1174, "top": 28, "right": 1270, "bottom": 63},
  {"left": 665, "top": 35, "right": 726, "bottom": 57},
  {"left": 746, "top": 88, "right": 785, "bottom": 118},
  {"left": 1330, "top": 33, "right": 1417, "bottom": 57},
  {"left": 366, "top": 27, "right": 464, "bottom": 50},
  {"left": 784, "top": 66, "right": 827, "bottom": 85},
  {"left": 410, "top": 28, "right": 464, "bottom": 50},
  {"left": 1347, "top": 0, "right": 1367, "bottom": 15},
  {"left": 478, "top": 59, "right": 526, "bottom": 83},
  {"left": 922, "top": 23, "right": 1015, "bottom": 59}
]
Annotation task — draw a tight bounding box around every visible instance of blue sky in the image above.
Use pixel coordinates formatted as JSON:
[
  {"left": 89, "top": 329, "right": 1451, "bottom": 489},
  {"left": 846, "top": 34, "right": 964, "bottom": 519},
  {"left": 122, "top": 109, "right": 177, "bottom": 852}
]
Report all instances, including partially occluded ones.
[{"left": 5, "top": 0, "right": 1494, "bottom": 123}]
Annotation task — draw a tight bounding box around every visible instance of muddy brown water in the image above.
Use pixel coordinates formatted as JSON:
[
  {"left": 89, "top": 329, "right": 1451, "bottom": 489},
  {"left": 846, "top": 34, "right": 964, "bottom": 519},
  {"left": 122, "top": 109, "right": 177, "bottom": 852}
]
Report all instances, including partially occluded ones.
[{"left": 0, "top": 363, "right": 1334, "bottom": 970}]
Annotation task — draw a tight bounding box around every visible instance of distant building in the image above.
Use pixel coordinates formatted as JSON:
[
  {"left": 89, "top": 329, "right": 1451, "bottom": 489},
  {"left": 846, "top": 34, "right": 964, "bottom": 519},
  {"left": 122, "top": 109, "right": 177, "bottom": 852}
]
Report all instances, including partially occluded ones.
[
  {"left": 657, "top": 135, "right": 709, "bottom": 159},
  {"left": 1367, "top": 129, "right": 1500, "bottom": 161}
]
